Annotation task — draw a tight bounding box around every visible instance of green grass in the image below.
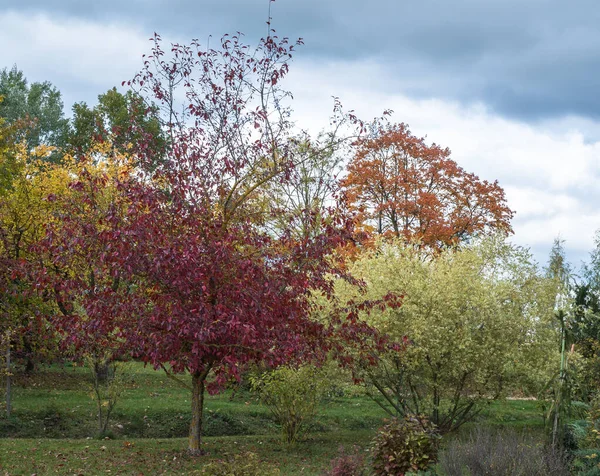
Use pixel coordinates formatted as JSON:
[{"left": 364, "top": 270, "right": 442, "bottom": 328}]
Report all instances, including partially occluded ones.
[
  {"left": 0, "top": 432, "right": 377, "bottom": 475},
  {"left": 0, "top": 363, "right": 550, "bottom": 474},
  {"left": 2, "top": 363, "right": 387, "bottom": 440}
]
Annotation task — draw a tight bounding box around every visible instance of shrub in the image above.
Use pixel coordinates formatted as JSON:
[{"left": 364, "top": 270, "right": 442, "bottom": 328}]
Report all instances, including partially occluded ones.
[
  {"left": 250, "top": 365, "right": 327, "bottom": 444},
  {"left": 200, "top": 452, "right": 280, "bottom": 475},
  {"left": 371, "top": 416, "right": 439, "bottom": 475},
  {"left": 570, "top": 394, "right": 600, "bottom": 475},
  {"left": 438, "top": 427, "right": 569, "bottom": 476},
  {"left": 85, "top": 357, "right": 136, "bottom": 437},
  {"left": 322, "top": 445, "right": 367, "bottom": 476}
]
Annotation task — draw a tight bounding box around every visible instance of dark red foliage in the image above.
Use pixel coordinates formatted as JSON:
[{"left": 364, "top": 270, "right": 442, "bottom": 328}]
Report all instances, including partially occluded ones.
[
  {"left": 41, "top": 27, "right": 388, "bottom": 374},
  {"left": 36, "top": 23, "right": 400, "bottom": 453}
]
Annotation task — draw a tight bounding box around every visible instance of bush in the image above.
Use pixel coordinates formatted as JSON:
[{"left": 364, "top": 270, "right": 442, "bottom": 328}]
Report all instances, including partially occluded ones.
[
  {"left": 371, "top": 416, "right": 439, "bottom": 476},
  {"left": 250, "top": 365, "right": 327, "bottom": 444},
  {"left": 570, "top": 395, "right": 600, "bottom": 475},
  {"left": 200, "top": 452, "right": 280, "bottom": 475},
  {"left": 571, "top": 449, "right": 600, "bottom": 476},
  {"left": 438, "top": 427, "right": 569, "bottom": 476},
  {"left": 322, "top": 445, "right": 367, "bottom": 476}
]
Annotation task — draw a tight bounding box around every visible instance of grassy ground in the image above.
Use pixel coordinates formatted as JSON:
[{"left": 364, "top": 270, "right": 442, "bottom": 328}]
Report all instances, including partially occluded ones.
[
  {"left": 0, "top": 363, "right": 547, "bottom": 475},
  {"left": 1, "top": 363, "right": 385, "bottom": 439},
  {"left": 0, "top": 432, "right": 377, "bottom": 475}
]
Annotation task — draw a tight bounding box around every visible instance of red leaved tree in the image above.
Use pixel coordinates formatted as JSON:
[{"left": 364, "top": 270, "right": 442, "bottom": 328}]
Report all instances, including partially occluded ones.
[
  {"left": 342, "top": 122, "right": 513, "bottom": 249},
  {"left": 39, "top": 26, "right": 389, "bottom": 455}
]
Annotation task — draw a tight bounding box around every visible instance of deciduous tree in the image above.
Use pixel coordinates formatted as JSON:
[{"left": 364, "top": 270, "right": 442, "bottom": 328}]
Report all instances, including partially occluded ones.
[
  {"left": 342, "top": 122, "right": 513, "bottom": 249},
  {"left": 0, "top": 66, "right": 69, "bottom": 156},
  {"left": 67, "top": 88, "right": 166, "bottom": 165},
  {"left": 40, "top": 26, "right": 379, "bottom": 455},
  {"left": 338, "top": 236, "right": 558, "bottom": 433}
]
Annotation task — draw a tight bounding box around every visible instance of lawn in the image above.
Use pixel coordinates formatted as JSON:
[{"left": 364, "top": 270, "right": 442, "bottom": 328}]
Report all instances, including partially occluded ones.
[{"left": 0, "top": 364, "right": 547, "bottom": 474}]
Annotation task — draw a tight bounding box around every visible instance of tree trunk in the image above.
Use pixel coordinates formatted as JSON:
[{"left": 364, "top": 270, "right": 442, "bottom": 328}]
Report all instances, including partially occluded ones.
[
  {"left": 188, "top": 369, "right": 209, "bottom": 456},
  {"left": 6, "top": 338, "right": 12, "bottom": 418},
  {"left": 94, "top": 360, "right": 111, "bottom": 384},
  {"left": 23, "top": 338, "right": 35, "bottom": 374}
]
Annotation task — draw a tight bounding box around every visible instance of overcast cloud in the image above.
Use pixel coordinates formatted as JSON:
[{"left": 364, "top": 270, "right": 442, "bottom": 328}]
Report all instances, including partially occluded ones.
[{"left": 1, "top": 1, "right": 599, "bottom": 267}]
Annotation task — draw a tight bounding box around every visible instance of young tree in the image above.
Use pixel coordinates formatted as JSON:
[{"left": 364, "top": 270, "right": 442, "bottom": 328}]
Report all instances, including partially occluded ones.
[
  {"left": 338, "top": 236, "right": 558, "bottom": 433},
  {"left": 264, "top": 101, "right": 365, "bottom": 241},
  {"left": 40, "top": 26, "right": 376, "bottom": 455},
  {"left": 0, "top": 137, "right": 70, "bottom": 414},
  {"left": 341, "top": 122, "right": 513, "bottom": 249}
]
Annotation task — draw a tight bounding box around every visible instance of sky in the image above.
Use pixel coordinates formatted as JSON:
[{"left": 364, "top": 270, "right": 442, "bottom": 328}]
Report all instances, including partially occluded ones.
[{"left": 1, "top": 0, "right": 599, "bottom": 268}]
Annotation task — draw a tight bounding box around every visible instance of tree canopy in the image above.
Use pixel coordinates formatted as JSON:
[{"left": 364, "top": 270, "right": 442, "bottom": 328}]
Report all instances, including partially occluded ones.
[
  {"left": 0, "top": 66, "right": 69, "bottom": 155},
  {"left": 342, "top": 122, "right": 514, "bottom": 249},
  {"left": 336, "top": 236, "right": 558, "bottom": 432}
]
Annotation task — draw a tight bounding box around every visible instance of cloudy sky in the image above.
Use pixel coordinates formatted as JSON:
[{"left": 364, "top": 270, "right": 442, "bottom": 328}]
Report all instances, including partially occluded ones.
[{"left": 2, "top": 0, "right": 599, "bottom": 268}]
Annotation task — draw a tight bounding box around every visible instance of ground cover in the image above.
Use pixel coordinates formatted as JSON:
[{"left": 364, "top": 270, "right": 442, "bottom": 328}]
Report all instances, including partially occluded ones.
[{"left": 1, "top": 364, "right": 547, "bottom": 474}]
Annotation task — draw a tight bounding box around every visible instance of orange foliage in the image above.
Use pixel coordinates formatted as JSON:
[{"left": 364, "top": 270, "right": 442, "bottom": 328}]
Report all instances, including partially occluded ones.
[{"left": 342, "top": 123, "right": 513, "bottom": 249}]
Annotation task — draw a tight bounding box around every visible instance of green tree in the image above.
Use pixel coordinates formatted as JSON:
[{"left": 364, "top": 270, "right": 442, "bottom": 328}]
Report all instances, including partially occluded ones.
[
  {"left": 0, "top": 66, "right": 69, "bottom": 154},
  {"left": 0, "top": 97, "right": 19, "bottom": 195},
  {"left": 338, "top": 236, "right": 559, "bottom": 433},
  {"left": 264, "top": 135, "right": 344, "bottom": 240},
  {"left": 584, "top": 230, "right": 600, "bottom": 294},
  {"left": 67, "top": 88, "right": 166, "bottom": 166}
]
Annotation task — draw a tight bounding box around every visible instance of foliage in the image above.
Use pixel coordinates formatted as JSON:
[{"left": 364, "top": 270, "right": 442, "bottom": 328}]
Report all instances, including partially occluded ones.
[
  {"left": 339, "top": 236, "right": 559, "bottom": 433},
  {"left": 37, "top": 24, "right": 379, "bottom": 456},
  {"left": 341, "top": 121, "right": 513, "bottom": 249},
  {"left": 0, "top": 98, "right": 20, "bottom": 195},
  {"left": 438, "top": 427, "right": 569, "bottom": 476},
  {"left": 583, "top": 229, "right": 600, "bottom": 293},
  {"left": 32, "top": 141, "right": 136, "bottom": 373},
  {"left": 569, "top": 234, "right": 600, "bottom": 403},
  {"left": 0, "top": 137, "right": 73, "bottom": 415},
  {"left": 250, "top": 365, "right": 329, "bottom": 444},
  {"left": 546, "top": 237, "right": 572, "bottom": 288},
  {"left": 321, "top": 445, "right": 367, "bottom": 476},
  {"left": 543, "top": 308, "right": 577, "bottom": 448},
  {"left": 200, "top": 451, "right": 281, "bottom": 475},
  {"left": 67, "top": 87, "right": 166, "bottom": 165},
  {"left": 569, "top": 395, "right": 600, "bottom": 475},
  {"left": 541, "top": 238, "right": 586, "bottom": 448},
  {"left": 264, "top": 116, "right": 360, "bottom": 241},
  {"left": 0, "top": 66, "right": 69, "bottom": 155},
  {"left": 371, "top": 416, "right": 439, "bottom": 475}
]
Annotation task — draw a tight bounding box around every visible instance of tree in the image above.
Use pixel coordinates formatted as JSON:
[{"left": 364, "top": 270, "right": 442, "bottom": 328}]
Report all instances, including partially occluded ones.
[
  {"left": 0, "top": 137, "right": 70, "bottom": 415},
  {"left": 35, "top": 141, "right": 137, "bottom": 365},
  {"left": 341, "top": 122, "right": 513, "bottom": 249},
  {"left": 39, "top": 27, "right": 375, "bottom": 455},
  {"left": 565, "top": 233, "right": 600, "bottom": 403},
  {"left": 67, "top": 88, "right": 166, "bottom": 165},
  {"left": 0, "top": 97, "right": 19, "bottom": 195},
  {"left": 0, "top": 66, "right": 69, "bottom": 155},
  {"left": 584, "top": 229, "right": 600, "bottom": 294},
  {"left": 338, "top": 236, "right": 558, "bottom": 433},
  {"left": 264, "top": 101, "right": 363, "bottom": 241}
]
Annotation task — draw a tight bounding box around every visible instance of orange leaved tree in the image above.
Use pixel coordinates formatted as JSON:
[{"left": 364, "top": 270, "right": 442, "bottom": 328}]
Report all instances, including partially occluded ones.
[{"left": 342, "top": 122, "right": 513, "bottom": 249}]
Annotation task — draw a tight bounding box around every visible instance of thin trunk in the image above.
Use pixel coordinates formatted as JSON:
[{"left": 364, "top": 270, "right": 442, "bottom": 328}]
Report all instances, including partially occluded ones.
[
  {"left": 95, "top": 361, "right": 110, "bottom": 384},
  {"left": 98, "top": 400, "right": 104, "bottom": 433},
  {"left": 24, "top": 337, "right": 35, "bottom": 374},
  {"left": 553, "top": 314, "right": 568, "bottom": 447},
  {"left": 6, "top": 340, "right": 11, "bottom": 418},
  {"left": 188, "top": 368, "right": 210, "bottom": 456}
]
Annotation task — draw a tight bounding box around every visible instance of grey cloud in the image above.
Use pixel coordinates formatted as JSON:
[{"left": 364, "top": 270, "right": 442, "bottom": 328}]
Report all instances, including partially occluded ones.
[{"left": 4, "top": 0, "right": 600, "bottom": 121}]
